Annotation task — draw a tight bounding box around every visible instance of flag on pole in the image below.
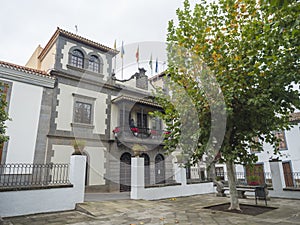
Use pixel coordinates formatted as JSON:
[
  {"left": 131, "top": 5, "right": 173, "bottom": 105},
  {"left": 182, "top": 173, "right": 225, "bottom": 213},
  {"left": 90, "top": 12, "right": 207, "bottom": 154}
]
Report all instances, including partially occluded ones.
[
  {"left": 121, "top": 41, "right": 125, "bottom": 58},
  {"left": 149, "top": 53, "right": 152, "bottom": 70},
  {"left": 114, "top": 40, "right": 116, "bottom": 50},
  {"left": 136, "top": 45, "right": 139, "bottom": 62},
  {"left": 155, "top": 57, "right": 158, "bottom": 73}
]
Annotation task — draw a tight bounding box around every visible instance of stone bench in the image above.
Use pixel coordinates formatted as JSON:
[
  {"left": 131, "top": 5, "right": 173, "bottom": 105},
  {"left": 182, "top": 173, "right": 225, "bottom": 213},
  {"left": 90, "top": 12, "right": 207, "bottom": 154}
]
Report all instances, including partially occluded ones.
[{"left": 223, "top": 187, "right": 255, "bottom": 198}]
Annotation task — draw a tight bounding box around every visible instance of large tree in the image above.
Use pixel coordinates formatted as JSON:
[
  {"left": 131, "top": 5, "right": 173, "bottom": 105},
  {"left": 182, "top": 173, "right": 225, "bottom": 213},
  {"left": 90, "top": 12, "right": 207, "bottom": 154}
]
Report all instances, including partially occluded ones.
[
  {"left": 154, "top": 0, "right": 300, "bottom": 210},
  {"left": 0, "top": 83, "right": 9, "bottom": 146}
]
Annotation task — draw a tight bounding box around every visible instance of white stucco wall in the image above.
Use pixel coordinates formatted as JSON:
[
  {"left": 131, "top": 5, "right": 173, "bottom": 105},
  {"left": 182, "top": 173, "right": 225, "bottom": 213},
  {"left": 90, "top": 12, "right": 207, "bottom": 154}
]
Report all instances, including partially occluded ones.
[
  {"left": 253, "top": 124, "right": 300, "bottom": 173},
  {"left": 131, "top": 158, "right": 215, "bottom": 200},
  {"left": 51, "top": 145, "right": 74, "bottom": 164},
  {"left": 55, "top": 83, "right": 107, "bottom": 134},
  {"left": 40, "top": 44, "right": 56, "bottom": 71},
  {"left": 52, "top": 145, "right": 107, "bottom": 186},
  {"left": 5, "top": 80, "right": 43, "bottom": 164},
  {"left": 85, "top": 147, "right": 106, "bottom": 185},
  {"left": 0, "top": 155, "right": 86, "bottom": 217}
]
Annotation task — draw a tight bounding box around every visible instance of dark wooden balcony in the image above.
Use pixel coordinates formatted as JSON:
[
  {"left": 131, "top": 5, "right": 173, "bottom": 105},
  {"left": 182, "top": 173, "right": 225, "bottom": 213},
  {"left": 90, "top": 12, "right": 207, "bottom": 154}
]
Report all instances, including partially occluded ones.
[{"left": 112, "top": 126, "right": 168, "bottom": 146}]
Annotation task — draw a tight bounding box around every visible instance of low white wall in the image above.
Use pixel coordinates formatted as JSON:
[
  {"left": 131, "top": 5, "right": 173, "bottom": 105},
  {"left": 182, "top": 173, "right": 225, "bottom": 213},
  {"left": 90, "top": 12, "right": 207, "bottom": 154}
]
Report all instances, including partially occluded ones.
[
  {"left": 130, "top": 157, "right": 215, "bottom": 200},
  {"left": 137, "top": 182, "right": 215, "bottom": 200},
  {"left": 269, "top": 189, "right": 300, "bottom": 199},
  {"left": 0, "top": 155, "right": 86, "bottom": 217}
]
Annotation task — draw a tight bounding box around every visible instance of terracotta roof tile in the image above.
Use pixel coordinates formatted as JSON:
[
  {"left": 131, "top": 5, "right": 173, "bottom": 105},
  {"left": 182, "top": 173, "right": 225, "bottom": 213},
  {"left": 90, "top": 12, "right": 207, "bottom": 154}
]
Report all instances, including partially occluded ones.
[
  {"left": 0, "top": 60, "right": 54, "bottom": 79},
  {"left": 112, "top": 95, "right": 161, "bottom": 108},
  {"left": 39, "top": 27, "right": 119, "bottom": 60}
]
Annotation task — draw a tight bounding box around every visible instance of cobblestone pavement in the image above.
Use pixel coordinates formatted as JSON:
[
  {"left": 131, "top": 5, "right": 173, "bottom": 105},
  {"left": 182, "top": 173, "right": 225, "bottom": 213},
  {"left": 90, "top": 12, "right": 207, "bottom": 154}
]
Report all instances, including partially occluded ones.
[{"left": 3, "top": 194, "right": 300, "bottom": 225}]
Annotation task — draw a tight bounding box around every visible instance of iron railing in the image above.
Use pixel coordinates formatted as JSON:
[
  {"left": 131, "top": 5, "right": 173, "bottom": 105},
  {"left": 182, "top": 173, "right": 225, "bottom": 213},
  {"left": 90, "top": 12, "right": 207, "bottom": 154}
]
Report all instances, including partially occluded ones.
[
  {"left": 113, "top": 126, "right": 166, "bottom": 140},
  {"left": 215, "top": 172, "right": 272, "bottom": 186},
  {"left": 284, "top": 172, "right": 300, "bottom": 188},
  {"left": 186, "top": 167, "right": 208, "bottom": 182},
  {"left": 0, "top": 163, "right": 70, "bottom": 187}
]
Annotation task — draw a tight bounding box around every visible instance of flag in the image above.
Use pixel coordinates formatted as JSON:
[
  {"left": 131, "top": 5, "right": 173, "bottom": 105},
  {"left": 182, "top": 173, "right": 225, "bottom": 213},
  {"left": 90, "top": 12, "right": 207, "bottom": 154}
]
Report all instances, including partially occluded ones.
[
  {"left": 136, "top": 45, "right": 139, "bottom": 62},
  {"left": 114, "top": 40, "right": 116, "bottom": 50},
  {"left": 149, "top": 54, "right": 152, "bottom": 70},
  {"left": 155, "top": 57, "right": 158, "bottom": 73},
  {"left": 121, "top": 41, "right": 125, "bottom": 58}
]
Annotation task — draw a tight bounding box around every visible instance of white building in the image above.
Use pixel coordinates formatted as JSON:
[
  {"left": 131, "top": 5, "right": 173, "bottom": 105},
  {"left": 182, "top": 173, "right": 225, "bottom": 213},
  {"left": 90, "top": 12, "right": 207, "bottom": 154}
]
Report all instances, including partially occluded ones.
[{"left": 0, "top": 61, "right": 55, "bottom": 164}]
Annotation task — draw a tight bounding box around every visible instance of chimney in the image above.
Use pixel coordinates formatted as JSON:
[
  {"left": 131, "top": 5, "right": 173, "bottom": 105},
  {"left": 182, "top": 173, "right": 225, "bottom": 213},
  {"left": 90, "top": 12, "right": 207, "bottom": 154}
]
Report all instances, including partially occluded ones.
[{"left": 136, "top": 68, "right": 148, "bottom": 90}]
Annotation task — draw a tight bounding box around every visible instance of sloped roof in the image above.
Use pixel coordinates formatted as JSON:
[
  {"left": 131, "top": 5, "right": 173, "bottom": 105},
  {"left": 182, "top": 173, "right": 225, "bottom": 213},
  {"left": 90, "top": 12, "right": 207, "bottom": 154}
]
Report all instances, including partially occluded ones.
[
  {"left": 0, "top": 60, "right": 54, "bottom": 80},
  {"left": 112, "top": 95, "right": 161, "bottom": 108},
  {"left": 39, "top": 27, "right": 119, "bottom": 60},
  {"left": 289, "top": 112, "right": 300, "bottom": 122}
]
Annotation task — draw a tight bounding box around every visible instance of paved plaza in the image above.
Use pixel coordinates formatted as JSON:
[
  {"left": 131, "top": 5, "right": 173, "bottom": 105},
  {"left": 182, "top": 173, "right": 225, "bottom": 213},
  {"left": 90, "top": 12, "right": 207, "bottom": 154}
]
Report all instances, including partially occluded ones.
[{"left": 2, "top": 193, "right": 300, "bottom": 225}]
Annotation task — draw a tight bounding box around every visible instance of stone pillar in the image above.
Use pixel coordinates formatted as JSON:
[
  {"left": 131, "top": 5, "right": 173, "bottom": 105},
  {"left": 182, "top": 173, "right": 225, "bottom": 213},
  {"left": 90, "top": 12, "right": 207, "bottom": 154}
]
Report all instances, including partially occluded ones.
[
  {"left": 269, "top": 159, "right": 285, "bottom": 191},
  {"left": 131, "top": 157, "right": 145, "bottom": 199},
  {"left": 174, "top": 164, "right": 187, "bottom": 186},
  {"left": 69, "top": 155, "right": 87, "bottom": 203}
]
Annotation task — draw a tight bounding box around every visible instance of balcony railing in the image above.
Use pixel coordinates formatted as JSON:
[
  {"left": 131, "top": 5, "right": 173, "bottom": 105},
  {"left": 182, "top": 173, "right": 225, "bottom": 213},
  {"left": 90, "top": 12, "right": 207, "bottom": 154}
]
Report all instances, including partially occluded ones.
[
  {"left": 0, "top": 163, "right": 70, "bottom": 187},
  {"left": 113, "top": 126, "right": 168, "bottom": 141}
]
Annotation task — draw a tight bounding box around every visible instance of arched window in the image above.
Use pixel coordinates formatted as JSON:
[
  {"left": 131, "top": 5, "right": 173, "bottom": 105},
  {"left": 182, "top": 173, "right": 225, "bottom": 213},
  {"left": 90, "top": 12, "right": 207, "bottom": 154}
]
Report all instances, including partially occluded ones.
[
  {"left": 88, "top": 55, "right": 100, "bottom": 73},
  {"left": 71, "top": 50, "right": 84, "bottom": 68}
]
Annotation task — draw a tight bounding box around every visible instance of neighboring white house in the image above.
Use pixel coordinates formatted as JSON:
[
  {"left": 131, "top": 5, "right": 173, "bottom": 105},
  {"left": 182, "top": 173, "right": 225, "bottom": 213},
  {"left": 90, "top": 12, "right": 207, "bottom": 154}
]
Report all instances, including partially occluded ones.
[{"left": 0, "top": 61, "right": 55, "bottom": 164}]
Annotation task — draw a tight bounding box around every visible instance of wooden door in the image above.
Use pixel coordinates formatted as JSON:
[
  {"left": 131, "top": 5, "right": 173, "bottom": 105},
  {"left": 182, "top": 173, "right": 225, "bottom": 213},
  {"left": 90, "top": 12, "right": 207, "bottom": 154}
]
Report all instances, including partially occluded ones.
[{"left": 283, "top": 162, "right": 294, "bottom": 187}]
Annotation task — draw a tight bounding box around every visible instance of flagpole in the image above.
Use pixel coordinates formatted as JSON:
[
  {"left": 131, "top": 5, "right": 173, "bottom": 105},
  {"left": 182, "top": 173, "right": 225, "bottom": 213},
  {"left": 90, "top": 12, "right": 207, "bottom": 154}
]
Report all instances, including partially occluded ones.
[
  {"left": 136, "top": 45, "right": 139, "bottom": 70},
  {"left": 121, "top": 41, "right": 125, "bottom": 80},
  {"left": 121, "top": 57, "right": 124, "bottom": 80},
  {"left": 114, "top": 40, "right": 117, "bottom": 75}
]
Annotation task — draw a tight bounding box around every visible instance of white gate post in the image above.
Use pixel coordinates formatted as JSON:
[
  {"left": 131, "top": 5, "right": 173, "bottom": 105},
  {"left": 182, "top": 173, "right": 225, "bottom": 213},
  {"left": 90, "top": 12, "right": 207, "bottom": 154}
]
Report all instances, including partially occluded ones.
[
  {"left": 131, "top": 157, "right": 144, "bottom": 199},
  {"left": 269, "top": 159, "right": 285, "bottom": 191},
  {"left": 69, "top": 155, "right": 87, "bottom": 203},
  {"left": 174, "top": 163, "right": 187, "bottom": 186}
]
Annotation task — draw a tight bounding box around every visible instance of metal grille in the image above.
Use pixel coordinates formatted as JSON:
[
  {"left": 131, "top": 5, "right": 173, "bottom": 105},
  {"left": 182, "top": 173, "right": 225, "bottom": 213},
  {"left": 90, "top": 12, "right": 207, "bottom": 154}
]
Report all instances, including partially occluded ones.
[{"left": 0, "top": 163, "right": 70, "bottom": 187}]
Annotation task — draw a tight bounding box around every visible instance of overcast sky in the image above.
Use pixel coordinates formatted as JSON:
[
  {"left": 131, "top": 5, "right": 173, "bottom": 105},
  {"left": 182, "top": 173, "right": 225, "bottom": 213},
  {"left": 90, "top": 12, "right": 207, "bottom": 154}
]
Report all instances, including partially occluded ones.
[{"left": 0, "top": 0, "right": 198, "bottom": 77}]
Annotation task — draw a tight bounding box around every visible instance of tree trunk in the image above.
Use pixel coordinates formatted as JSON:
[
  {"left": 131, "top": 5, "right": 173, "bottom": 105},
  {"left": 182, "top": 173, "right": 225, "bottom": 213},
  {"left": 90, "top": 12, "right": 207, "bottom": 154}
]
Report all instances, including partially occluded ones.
[
  {"left": 225, "top": 160, "right": 240, "bottom": 210},
  {"left": 206, "top": 159, "right": 216, "bottom": 182}
]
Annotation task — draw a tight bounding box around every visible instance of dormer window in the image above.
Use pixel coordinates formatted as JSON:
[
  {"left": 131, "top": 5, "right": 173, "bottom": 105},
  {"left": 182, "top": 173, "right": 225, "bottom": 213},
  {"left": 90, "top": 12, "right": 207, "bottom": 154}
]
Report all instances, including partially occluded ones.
[
  {"left": 88, "top": 55, "right": 100, "bottom": 73},
  {"left": 71, "top": 50, "right": 84, "bottom": 68}
]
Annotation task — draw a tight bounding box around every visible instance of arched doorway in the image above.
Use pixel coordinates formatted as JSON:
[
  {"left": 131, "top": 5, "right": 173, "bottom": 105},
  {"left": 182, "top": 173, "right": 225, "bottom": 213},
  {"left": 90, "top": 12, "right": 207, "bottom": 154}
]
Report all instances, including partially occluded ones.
[
  {"left": 155, "top": 154, "right": 165, "bottom": 184},
  {"left": 120, "top": 152, "right": 131, "bottom": 192},
  {"left": 141, "top": 153, "right": 150, "bottom": 186}
]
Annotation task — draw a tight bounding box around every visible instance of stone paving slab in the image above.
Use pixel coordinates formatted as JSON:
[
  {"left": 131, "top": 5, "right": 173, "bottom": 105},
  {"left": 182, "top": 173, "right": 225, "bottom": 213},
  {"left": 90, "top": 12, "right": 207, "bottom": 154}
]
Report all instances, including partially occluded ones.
[{"left": 3, "top": 194, "right": 300, "bottom": 225}]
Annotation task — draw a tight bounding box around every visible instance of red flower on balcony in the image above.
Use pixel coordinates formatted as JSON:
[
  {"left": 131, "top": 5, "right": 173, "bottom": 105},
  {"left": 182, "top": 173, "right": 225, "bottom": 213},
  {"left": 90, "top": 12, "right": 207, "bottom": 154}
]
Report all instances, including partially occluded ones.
[
  {"left": 151, "top": 130, "right": 157, "bottom": 135},
  {"left": 164, "top": 131, "right": 171, "bottom": 135},
  {"left": 113, "top": 127, "right": 120, "bottom": 133},
  {"left": 130, "top": 127, "right": 139, "bottom": 133}
]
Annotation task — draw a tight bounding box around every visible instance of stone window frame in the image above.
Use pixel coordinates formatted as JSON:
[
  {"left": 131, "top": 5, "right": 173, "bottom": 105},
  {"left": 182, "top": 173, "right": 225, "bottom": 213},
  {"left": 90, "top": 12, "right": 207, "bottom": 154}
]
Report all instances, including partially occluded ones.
[
  {"left": 0, "top": 80, "right": 13, "bottom": 164},
  {"left": 88, "top": 55, "right": 100, "bottom": 73},
  {"left": 71, "top": 93, "right": 96, "bottom": 129},
  {"left": 87, "top": 52, "right": 104, "bottom": 75},
  {"left": 70, "top": 49, "right": 84, "bottom": 68},
  {"left": 67, "top": 47, "right": 105, "bottom": 77}
]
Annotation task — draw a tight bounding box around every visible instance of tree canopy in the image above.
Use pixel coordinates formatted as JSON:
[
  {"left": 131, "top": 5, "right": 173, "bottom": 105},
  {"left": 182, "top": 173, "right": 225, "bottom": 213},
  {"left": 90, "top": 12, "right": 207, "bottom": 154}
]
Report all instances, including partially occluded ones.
[
  {"left": 154, "top": 0, "right": 300, "bottom": 209},
  {"left": 0, "top": 83, "right": 9, "bottom": 145}
]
